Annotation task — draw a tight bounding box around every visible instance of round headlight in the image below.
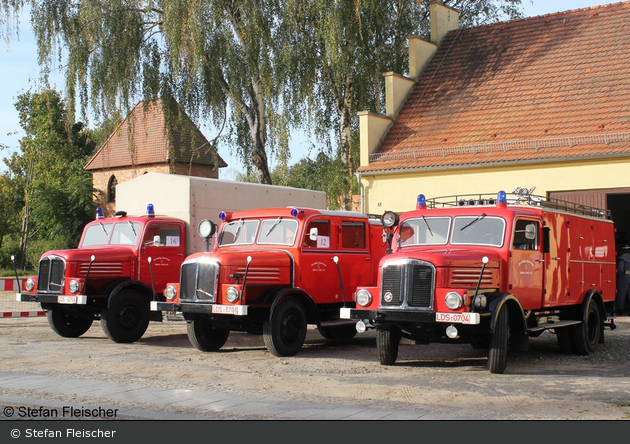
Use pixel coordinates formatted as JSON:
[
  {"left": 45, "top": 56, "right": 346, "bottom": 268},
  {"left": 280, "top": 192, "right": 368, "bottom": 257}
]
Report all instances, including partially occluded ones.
[
  {"left": 68, "top": 280, "right": 80, "bottom": 294},
  {"left": 164, "top": 285, "right": 177, "bottom": 301},
  {"left": 355, "top": 289, "right": 372, "bottom": 307},
  {"left": 381, "top": 211, "right": 399, "bottom": 228},
  {"left": 445, "top": 291, "right": 463, "bottom": 310},
  {"left": 25, "top": 278, "right": 35, "bottom": 292},
  {"left": 226, "top": 287, "right": 240, "bottom": 303}
]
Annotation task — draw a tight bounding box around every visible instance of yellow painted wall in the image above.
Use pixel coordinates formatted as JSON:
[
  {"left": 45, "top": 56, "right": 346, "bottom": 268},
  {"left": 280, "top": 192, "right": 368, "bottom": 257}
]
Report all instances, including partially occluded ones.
[{"left": 359, "top": 157, "right": 630, "bottom": 214}]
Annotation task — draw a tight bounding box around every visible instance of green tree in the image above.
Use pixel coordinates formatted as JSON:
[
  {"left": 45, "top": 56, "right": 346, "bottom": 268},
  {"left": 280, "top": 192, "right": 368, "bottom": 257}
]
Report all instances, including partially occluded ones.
[
  {"left": 2, "top": 0, "right": 299, "bottom": 185},
  {"left": 281, "top": 0, "right": 523, "bottom": 209},
  {"left": 9, "top": 88, "right": 95, "bottom": 268}
]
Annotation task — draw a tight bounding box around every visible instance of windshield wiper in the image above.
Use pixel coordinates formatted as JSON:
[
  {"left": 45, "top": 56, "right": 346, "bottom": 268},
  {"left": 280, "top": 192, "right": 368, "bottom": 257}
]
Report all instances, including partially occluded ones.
[
  {"left": 265, "top": 217, "right": 282, "bottom": 237},
  {"left": 460, "top": 213, "right": 486, "bottom": 231},
  {"left": 233, "top": 219, "right": 244, "bottom": 242},
  {"left": 98, "top": 221, "right": 109, "bottom": 236},
  {"left": 127, "top": 220, "right": 137, "bottom": 237},
  {"left": 421, "top": 215, "right": 433, "bottom": 237}
]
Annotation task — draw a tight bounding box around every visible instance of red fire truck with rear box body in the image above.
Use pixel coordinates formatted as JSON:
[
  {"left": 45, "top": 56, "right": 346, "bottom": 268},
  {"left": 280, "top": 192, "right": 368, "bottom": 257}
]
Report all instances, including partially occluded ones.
[
  {"left": 151, "top": 206, "right": 387, "bottom": 357},
  {"left": 341, "top": 190, "right": 618, "bottom": 374}
]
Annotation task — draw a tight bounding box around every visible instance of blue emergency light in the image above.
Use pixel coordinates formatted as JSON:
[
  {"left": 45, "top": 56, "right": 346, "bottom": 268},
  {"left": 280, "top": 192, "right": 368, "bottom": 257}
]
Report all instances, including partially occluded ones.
[
  {"left": 416, "top": 194, "right": 426, "bottom": 210},
  {"left": 146, "top": 203, "right": 155, "bottom": 217},
  {"left": 95, "top": 207, "right": 104, "bottom": 219},
  {"left": 497, "top": 191, "right": 508, "bottom": 205},
  {"left": 219, "top": 211, "right": 226, "bottom": 220},
  {"left": 291, "top": 207, "right": 299, "bottom": 218}
]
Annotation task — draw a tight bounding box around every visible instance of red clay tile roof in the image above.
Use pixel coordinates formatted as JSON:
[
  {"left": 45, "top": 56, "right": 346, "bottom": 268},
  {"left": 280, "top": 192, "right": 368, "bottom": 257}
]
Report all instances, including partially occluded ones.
[
  {"left": 84, "top": 100, "right": 227, "bottom": 171},
  {"left": 360, "top": 2, "right": 630, "bottom": 173}
]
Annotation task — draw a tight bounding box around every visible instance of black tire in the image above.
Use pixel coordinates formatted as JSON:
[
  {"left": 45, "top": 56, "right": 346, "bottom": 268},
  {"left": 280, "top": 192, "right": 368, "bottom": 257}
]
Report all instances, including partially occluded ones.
[
  {"left": 573, "top": 298, "right": 602, "bottom": 355},
  {"left": 186, "top": 317, "right": 229, "bottom": 351},
  {"left": 263, "top": 298, "right": 307, "bottom": 357},
  {"left": 101, "top": 290, "right": 150, "bottom": 343},
  {"left": 556, "top": 327, "right": 576, "bottom": 354},
  {"left": 47, "top": 307, "right": 93, "bottom": 338},
  {"left": 488, "top": 306, "right": 509, "bottom": 374},
  {"left": 376, "top": 325, "right": 401, "bottom": 365},
  {"left": 318, "top": 323, "right": 358, "bottom": 342}
]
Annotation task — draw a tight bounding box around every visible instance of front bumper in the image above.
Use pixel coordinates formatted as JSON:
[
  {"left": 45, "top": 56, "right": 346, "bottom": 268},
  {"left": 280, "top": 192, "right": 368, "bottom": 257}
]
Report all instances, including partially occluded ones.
[
  {"left": 340, "top": 307, "right": 437, "bottom": 323},
  {"left": 340, "top": 308, "right": 481, "bottom": 325},
  {"left": 17, "top": 293, "right": 88, "bottom": 305},
  {"left": 151, "top": 301, "right": 249, "bottom": 316}
]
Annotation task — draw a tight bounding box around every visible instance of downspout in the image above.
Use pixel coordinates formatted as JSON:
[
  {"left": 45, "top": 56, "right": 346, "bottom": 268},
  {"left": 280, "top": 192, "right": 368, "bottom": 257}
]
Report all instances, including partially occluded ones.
[{"left": 355, "top": 170, "right": 364, "bottom": 214}]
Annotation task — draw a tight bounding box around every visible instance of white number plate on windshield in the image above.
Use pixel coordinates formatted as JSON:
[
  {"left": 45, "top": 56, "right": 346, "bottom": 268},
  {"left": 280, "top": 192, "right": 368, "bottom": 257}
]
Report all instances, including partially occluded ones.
[{"left": 436, "top": 312, "right": 480, "bottom": 325}]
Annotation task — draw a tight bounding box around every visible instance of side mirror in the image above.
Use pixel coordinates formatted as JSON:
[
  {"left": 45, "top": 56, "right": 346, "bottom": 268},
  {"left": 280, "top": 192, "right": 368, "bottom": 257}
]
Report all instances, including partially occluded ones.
[
  {"left": 525, "top": 223, "right": 537, "bottom": 240},
  {"left": 309, "top": 227, "right": 318, "bottom": 241},
  {"left": 153, "top": 235, "right": 161, "bottom": 246}
]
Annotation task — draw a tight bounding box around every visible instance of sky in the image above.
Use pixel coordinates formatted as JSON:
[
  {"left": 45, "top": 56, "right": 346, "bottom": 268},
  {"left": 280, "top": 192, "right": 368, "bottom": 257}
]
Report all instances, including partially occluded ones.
[{"left": 0, "top": 1, "right": 618, "bottom": 179}]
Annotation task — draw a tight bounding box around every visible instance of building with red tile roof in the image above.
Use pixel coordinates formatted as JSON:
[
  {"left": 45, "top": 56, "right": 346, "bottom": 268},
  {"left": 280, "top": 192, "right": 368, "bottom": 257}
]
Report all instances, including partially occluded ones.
[
  {"left": 357, "top": 1, "right": 630, "bottom": 247},
  {"left": 85, "top": 99, "right": 227, "bottom": 216}
]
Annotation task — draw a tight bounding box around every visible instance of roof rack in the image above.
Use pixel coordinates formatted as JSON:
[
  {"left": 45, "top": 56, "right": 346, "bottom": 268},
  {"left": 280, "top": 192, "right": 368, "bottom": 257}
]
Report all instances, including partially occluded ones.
[{"left": 424, "top": 192, "right": 612, "bottom": 220}]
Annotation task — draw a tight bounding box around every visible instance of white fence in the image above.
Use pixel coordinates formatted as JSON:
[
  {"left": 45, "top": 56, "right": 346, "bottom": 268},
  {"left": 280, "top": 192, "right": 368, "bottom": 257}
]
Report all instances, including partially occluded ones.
[{"left": 0, "top": 279, "right": 45, "bottom": 318}]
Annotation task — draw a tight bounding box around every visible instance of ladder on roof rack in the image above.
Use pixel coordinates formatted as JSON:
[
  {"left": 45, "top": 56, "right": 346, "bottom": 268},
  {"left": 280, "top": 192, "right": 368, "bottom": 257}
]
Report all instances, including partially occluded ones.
[{"left": 424, "top": 192, "right": 612, "bottom": 220}]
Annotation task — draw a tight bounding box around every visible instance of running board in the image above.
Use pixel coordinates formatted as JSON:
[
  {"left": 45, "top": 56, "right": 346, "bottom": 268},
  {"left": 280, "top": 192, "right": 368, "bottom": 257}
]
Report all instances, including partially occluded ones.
[{"left": 528, "top": 319, "right": 581, "bottom": 334}]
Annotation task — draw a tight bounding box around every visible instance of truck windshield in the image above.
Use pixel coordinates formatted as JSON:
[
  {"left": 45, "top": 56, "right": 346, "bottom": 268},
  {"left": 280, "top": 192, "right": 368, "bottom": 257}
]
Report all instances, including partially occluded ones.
[
  {"left": 451, "top": 215, "right": 505, "bottom": 247},
  {"left": 219, "top": 220, "right": 260, "bottom": 246},
  {"left": 81, "top": 222, "right": 141, "bottom": 247},
  {"left": 398, "top": 217, "right": 450, "bottom": 246},
  {"left": 258, "top": 218, "right": 298, "bottom": 245}
]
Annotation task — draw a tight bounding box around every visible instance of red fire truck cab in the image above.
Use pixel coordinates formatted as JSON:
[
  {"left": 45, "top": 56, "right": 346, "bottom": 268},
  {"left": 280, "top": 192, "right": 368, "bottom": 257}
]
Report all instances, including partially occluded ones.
[
  {"left": 151, "top": 206, "right": 387, "bottom": 357},
  {"left": 341, "top": 191, "right": 618, "bottom": 374},
  {"left": 18, "top": 205, "right": 187, "bottom": 343}
]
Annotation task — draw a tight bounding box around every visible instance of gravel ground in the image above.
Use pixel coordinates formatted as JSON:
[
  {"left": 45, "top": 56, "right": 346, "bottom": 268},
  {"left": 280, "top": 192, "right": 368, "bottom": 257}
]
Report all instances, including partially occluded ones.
[{"left": 1, "top": 292, "right": 630, "bottom": 420}]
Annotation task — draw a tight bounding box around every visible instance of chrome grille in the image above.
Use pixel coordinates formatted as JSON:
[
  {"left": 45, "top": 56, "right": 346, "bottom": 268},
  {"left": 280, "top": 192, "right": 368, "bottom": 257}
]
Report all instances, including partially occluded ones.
[
  {"left": 381, "top": 260, "right": 434, "bottom": 309},
  {"left": 179, "top": 261, "right": 218, "bottom": 302},
  {"left": 381, "top": 266, "right": 404, "bottom": 306},
  {"left": 37, "top": 257, "right": 65, "bottom": 293}
]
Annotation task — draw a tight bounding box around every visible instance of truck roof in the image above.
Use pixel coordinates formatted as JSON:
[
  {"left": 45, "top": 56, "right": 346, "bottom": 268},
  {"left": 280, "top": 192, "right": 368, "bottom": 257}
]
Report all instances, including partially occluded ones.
[{"left": 219, "top": 207, "right": 379, "bottom": 222}]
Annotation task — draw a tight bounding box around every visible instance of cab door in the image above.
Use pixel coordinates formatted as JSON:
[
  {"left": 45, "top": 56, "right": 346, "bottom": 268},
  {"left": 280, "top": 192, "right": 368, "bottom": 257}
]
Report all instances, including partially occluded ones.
[
  {"left": 509, "top": 218, "right": 544, "bottom": 310},
  {"left": 140, "top": 222, "right": 186, "bottom": 294},
  {"left": 300, "top": 218, "right": 340, "bottom": 304}
]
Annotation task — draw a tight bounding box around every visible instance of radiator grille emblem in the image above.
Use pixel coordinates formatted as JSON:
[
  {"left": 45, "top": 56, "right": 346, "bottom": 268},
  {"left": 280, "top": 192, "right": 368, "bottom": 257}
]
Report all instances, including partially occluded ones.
[{"left": 384, "top": 291, "right": 393, "bottom": 303}]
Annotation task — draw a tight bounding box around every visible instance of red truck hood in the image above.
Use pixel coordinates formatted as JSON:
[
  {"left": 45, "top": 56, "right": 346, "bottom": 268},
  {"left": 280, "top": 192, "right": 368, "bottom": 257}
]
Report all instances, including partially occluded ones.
[
  {"left": 184, "top": 249, "right": 292, "bottom": 268},
  {"left": 381, "top": 248, "right": 501, "bottom": 269},
  {"left": 41, "top": 247, "right": 136, "bottom": 263}
]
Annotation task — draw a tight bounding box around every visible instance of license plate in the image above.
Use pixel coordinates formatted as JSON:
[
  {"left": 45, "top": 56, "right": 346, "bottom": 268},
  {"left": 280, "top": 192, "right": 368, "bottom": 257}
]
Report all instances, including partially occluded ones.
[
  {"left": 58, "top": 295, "right": 77, "bottom": 304},
  {"left": 211, "top": 305, "right": 248, "bottom": 316},
  {"left": 58, "top": 295, "right": 87, "bottom": 305},
  {"left": 435, "top": 312, "right": 480, "bottom": 325}
]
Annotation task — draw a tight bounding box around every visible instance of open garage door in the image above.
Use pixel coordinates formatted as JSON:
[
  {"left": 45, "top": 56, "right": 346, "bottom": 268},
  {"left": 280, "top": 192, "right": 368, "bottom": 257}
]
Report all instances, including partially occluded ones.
[{"left": 549, "top": 188, "right": 630, "bottom": 253}]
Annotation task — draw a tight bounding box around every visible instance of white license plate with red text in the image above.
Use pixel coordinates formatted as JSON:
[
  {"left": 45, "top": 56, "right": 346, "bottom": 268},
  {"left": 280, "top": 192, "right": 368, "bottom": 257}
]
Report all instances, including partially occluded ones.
[
  {"left": 58, "top": 295, "right": 87, "bottom": 305},
  {"left": 435, "top": 312, "right": 480, "bottom": 325},
  {"left": 211, "top": 305, "right": 248, "bottom": 316}
]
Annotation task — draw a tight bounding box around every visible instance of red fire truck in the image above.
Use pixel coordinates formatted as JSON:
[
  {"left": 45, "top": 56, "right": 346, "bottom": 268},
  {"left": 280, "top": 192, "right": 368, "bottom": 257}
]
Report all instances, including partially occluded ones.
[
  {"left": 151, "top": 206, "right": 387, "bottom": 356},
  {"left": 17, "top": 205, "right": 189, "bottom": 343},
  {"left": 341, "top": 190, "right": 618, "bottom": 374}
]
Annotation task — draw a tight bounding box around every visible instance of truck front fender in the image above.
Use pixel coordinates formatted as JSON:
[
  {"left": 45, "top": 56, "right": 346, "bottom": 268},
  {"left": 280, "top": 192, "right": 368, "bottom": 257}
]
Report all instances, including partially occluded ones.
[
  {"left": 488, "top": 293, "right": 528, "bottom": 351},
  {"left": 267, "top": 288, "right": 318, "bottom": 325},
  {"left": 104, "top": 280, "right": 154, "bottom": 307}
]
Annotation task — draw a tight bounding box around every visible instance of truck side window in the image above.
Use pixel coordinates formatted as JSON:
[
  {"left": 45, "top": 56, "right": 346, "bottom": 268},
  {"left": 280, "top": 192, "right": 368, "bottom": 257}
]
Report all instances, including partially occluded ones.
[
  {"left": 145, "top": 225, "right": 181, "bottom": 247},
  {"left": 303, "top": 220, "right": 331, "bottom": 249},
  {"left": 513, "top": 220, "right": 538, "bottom": 250},
  {"left": 341, "top": 221, "right": 366, "bottom": 249}
]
